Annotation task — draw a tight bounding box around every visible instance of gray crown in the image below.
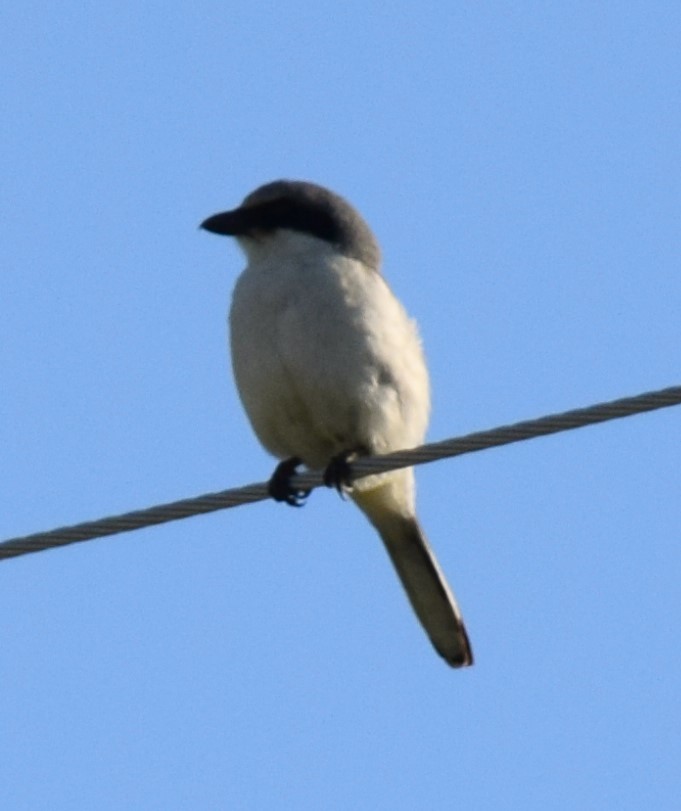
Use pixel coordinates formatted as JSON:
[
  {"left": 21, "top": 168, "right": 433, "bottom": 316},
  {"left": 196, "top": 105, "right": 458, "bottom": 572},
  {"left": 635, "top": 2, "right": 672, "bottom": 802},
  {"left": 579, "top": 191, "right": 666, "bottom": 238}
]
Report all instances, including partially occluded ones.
[{"left": 202, "top": 180, "right": 382, "bottom": 271}]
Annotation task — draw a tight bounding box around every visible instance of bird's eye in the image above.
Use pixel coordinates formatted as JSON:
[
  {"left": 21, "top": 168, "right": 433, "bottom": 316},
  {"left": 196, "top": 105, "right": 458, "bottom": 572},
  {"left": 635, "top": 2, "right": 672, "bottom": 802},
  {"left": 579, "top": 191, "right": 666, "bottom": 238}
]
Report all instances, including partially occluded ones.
[{"left": 248, "top": 227, "right": 273, "bottom": 241}]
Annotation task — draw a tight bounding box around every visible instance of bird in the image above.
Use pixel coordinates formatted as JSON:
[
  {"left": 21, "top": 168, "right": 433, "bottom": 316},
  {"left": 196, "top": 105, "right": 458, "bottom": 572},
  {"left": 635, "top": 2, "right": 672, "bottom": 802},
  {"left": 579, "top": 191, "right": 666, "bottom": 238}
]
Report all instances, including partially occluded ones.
[{"left": 201, "top": 180, "right": 473, "bottom": 668}]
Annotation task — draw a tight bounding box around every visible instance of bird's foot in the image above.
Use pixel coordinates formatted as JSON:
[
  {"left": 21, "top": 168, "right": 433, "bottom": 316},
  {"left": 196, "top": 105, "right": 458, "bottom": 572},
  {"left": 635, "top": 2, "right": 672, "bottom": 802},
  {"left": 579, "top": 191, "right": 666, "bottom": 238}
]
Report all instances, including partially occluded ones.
[
  {"left": 323, "top": 450, "right": 362, "bottom": 498},
  {"left": 268, "top": 457, "right": 310, "bottom": 507}
]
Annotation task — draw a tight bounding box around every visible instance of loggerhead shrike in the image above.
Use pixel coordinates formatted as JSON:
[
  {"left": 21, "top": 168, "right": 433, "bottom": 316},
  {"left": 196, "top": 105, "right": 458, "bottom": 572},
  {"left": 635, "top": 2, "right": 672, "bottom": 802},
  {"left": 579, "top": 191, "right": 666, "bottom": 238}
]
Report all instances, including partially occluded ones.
[{"left": 201, "top": 180, "right": 472, "bottom": 668}]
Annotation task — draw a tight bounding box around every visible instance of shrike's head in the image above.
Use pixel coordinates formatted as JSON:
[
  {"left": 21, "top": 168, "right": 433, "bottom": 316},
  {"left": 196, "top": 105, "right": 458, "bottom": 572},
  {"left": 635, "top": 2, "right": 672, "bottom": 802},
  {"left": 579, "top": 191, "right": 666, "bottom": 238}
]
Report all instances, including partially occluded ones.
[{"left": 201, "top": 180, "right": 381, "bottom": 271}]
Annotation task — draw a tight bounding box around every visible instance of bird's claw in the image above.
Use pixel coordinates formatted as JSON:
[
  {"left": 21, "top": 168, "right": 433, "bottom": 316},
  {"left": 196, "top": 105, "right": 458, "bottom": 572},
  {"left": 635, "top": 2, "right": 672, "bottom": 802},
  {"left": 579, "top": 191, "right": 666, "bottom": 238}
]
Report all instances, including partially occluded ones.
[
  {"left": 323, "top": 451, "right": 358, "bottom": 498},
  {"left": 268, "top": 457, "right": 310, "bottom": 507}
]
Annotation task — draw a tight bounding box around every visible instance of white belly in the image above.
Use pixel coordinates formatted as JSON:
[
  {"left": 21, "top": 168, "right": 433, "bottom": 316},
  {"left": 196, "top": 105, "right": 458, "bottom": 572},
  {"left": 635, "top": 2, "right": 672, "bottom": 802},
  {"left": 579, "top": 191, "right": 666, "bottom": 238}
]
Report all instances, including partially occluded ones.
[{"left": 229, "top": 247, "right": 429, "bottom": 471}]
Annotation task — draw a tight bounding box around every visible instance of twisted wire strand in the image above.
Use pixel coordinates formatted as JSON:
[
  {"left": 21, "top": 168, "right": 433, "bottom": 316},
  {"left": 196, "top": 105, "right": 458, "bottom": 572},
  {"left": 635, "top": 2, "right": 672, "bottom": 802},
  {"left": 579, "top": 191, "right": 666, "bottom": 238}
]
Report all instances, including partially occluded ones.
[{"left": 2, "top": 384, "right": 679, "bottom": 562}]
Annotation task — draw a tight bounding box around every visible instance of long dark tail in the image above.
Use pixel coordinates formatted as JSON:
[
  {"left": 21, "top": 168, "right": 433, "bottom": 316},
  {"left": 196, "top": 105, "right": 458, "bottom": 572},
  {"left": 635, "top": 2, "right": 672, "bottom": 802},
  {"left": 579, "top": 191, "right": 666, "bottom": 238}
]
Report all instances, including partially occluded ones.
[{"left": 376, "top": 513, "right": 473, "bottom": 667}]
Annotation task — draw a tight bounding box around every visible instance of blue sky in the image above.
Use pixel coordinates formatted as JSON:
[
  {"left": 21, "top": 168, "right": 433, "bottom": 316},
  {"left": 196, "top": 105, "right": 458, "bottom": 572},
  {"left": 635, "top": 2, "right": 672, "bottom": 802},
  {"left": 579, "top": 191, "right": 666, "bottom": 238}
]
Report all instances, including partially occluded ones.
[{"left": 2, "top": 2, "right": 680, "bottom": 808}]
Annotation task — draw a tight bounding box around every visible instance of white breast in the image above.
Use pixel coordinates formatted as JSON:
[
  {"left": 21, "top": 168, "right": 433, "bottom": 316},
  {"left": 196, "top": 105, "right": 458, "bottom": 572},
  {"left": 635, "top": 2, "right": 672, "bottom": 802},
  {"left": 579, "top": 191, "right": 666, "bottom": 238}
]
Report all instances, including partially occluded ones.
[{"left": 229, "top": 231, "right": 430, "bottom": 471}]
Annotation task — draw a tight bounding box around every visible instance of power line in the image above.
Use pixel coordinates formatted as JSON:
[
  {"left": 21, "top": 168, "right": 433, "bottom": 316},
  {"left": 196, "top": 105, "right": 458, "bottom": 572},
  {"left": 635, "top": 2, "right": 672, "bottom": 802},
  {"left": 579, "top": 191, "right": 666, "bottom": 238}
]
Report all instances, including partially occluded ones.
[{"left": 2, "top": 384, "right": 680, "bottom": 562}]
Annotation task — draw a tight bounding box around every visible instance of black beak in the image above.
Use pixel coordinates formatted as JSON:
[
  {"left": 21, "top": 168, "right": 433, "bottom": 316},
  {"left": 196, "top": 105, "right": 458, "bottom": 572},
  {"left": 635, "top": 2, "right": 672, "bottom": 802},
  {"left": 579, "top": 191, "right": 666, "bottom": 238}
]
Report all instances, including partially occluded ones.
[{"left": 200, "top": 208, "right": 247, "bottom": 236}]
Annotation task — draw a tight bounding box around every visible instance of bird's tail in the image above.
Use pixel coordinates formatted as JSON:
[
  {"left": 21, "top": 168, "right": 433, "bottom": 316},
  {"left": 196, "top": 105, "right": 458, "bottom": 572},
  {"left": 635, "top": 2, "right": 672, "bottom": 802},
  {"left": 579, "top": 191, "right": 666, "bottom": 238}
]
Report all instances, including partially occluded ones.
[{"left": 352, "top": 481, "right": 473, "bottom": 668}]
